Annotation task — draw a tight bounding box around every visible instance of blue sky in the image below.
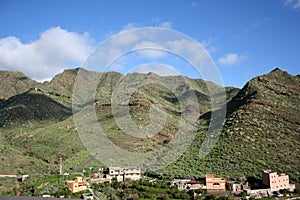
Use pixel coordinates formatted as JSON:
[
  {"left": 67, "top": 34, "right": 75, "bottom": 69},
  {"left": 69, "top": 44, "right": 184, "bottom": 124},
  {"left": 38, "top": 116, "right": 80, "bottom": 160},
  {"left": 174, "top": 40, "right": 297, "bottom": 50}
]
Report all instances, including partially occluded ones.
[{"left": 0, "top": 0, "right": 299, "bottom": 88}]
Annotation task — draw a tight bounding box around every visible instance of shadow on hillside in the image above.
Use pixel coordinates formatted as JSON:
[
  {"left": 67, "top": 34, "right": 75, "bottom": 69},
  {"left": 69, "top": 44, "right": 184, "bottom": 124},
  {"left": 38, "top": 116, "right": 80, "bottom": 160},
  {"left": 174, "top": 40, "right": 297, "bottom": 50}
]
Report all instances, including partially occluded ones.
[{"left": 0, "top": 90, "right": 72, "bottom": 127}]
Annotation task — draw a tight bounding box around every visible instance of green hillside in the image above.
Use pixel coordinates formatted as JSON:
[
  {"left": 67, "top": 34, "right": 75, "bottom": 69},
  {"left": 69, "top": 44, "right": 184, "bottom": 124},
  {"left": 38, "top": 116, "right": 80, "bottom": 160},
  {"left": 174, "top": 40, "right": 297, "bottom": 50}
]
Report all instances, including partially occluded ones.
[
  {"left": 161, "top": 68, "right": 300, "bottom": 182},
  {"left": 1, "top": 69, "right": 227, "bottom": 175},
  {"left": 0, "top": 68, "right": 299, "bottom": 185}
]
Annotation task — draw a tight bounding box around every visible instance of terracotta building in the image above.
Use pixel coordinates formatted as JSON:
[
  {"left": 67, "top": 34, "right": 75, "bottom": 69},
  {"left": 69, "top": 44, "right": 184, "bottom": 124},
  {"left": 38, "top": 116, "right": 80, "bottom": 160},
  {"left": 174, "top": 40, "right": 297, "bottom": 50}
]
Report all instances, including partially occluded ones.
[
  {"left": 205, "top": 174, "right": 226, "bottom": 190},
  {"left": 262, "top": 170, "right": 290, "bottom": 192}
]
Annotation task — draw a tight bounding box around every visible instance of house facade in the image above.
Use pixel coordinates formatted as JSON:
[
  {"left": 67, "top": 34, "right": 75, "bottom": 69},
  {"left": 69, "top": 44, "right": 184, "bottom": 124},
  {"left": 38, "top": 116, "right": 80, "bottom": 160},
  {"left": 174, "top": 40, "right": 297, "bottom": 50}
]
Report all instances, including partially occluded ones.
[
  {"left": 170, "top": 179, "right": 191, "bottom": 190},
  {"left": 105, "top": 167, "right": 141, "bottom": 182},
  {"left": 205, "top": 174, "right": 226, "bottom": 190},
  {"left": 66, "top": 176, "right": 88, "bottom": 193},
  {"left": 106, "top": 167, "right": 124, "bottom": 182},
  {"left": 169, "top": 179, "right": 205, "bottom": 191},
  {"left": 124, "top": 167, "right": 141, "bottom": 181},
  {"left": 262, "top": 170, "right": 290, "bottom": 192}
]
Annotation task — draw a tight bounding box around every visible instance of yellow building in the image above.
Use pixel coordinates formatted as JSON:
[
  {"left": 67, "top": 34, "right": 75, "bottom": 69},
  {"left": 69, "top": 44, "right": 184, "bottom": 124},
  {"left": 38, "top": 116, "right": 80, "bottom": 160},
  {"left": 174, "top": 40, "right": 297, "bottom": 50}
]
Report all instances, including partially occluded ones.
[{"left": 66, "top": 176, "right": 88, "bottom": 193}]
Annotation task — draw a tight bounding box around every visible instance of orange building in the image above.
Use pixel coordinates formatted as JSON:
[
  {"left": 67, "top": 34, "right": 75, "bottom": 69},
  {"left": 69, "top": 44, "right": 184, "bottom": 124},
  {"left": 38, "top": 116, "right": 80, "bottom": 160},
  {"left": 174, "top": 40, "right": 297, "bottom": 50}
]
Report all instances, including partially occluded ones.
[
  {"left": 66, "top": 176, "right": 88, "bottom": 193},
  {"left": 262, "top": 170, "right": 290, "bottom": 192},
  {"left": 205, "top": 174, "right": 226, "bottom": 190}
]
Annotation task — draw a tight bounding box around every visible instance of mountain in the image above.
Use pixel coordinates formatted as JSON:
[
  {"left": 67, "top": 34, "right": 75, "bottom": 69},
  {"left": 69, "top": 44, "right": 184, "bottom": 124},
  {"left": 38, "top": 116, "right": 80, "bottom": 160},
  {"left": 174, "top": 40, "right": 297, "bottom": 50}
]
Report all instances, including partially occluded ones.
[
  {"left": 0, "top": 90, "right": 72, "bottom": 127},
  {"left": 221, "top": 68, "right": 300, "bottom": 178},
  {"left": 0, "top": 69, "right": 235, "bottom": 127},
  {"left": 0, "top": 68, "right": 81, "bottom": 127},
  {"left": 0, "top": 71, "right": 39, "bottom": 100},
  {"left": 0, "top": 67, "right": 299, "bottom": 184},
  {"left": 162, "top": 68, "right": 300, "bottom": 182},
  {"left": 1, "top": 68, "right": 236, "bottom": 175}
]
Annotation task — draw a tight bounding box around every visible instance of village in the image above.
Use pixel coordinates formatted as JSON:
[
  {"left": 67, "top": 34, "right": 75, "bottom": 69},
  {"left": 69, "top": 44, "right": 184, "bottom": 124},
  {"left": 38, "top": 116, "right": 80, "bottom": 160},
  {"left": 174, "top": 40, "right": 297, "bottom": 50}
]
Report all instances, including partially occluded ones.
[
  {"left": 63, "top": 167, "right": 299, "bottom": 199},
  {"left": 15, "top": 166, "right": 296, "bottom": 200},
  {"left": 1, "top": 164, "right": 300, "bottom": 199}
]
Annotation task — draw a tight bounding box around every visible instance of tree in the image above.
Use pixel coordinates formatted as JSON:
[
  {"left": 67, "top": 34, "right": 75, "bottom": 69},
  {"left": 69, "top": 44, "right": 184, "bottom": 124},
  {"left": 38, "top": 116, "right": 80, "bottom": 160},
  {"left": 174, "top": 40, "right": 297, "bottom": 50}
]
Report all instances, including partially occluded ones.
[
  {"left": 111, "top": 178, "right": 120, "bottom": 189},
  {"left": 205, "top": 194, "right": 217, "bottom": 200}
]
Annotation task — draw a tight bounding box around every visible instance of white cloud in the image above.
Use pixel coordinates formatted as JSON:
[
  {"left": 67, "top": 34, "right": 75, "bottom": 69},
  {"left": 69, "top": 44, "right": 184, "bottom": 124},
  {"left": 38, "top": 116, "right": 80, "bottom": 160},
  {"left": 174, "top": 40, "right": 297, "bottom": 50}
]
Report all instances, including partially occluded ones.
[
  {"left": 109, "top": 23, "right": 141, "bottom": 46},
  {"left": 111, "top": 21, "right": 172, "bottom": 47},
  {"left": 167, "top": 39, "right": 195, "bottom": 53},
  {"left": 122, "top": 23, "right": 138, "bottom": 30},
  {"left": 200, "top": 39, "right": 217, "bottom": 53},
  {"left": 218, "top": 53, "right": 247, "bottom": 65},
  {"left": 150, "top": 18, "right": 173, "bottom": 29},
  {"left": 111, "top": 31, "right": 139, "bottom": 46},
  {"left": 134, "top": 41, "right": 167, "bottom": 59},
  {"left": 122, "top": 21, "right": 172, "bottom": 30},
  {"left": 284, "top": 0, "right": 300, "bottom": 10},
  {"left": 158, "top": 21, "right": 173, "bottom": 29},
  {"left": 86, "top": 25, "right": 214, "bottom": 76},
  {"left": 166, "top": 39, "right": 210, "bottom": 67},
  {"left": 0, "top": 26, "right": 92, "bottom": 81}
]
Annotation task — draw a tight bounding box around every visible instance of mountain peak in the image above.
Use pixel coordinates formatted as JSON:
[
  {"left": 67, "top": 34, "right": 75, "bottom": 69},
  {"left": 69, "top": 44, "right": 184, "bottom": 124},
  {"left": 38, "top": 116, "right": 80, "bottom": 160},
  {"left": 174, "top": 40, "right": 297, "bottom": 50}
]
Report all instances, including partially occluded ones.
[
  {"left": 267, "top": 67, "right": 291, "bottom": 77},
  {"left": 0, "top": 70, "right": 38, "bottom": 99},
  {"left": 227, "top": 67, "right": 299, "bottom": 116},
  {"left": 271, "top": 67, "right": 283, "bottom": 73}
]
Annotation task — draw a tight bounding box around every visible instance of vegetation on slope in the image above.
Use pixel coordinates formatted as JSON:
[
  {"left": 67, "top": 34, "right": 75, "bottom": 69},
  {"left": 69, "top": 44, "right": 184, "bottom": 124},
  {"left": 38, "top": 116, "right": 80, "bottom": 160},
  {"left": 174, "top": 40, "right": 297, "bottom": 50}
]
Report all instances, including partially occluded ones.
[
  {"left": 0, "top": 67, "right": 299, "bottom": 187},
  {"left": 160, "top": 68, "right": 300, "bottom": 182},
  {"left": 0, "top": 90, "right": 72, "bottom": 127}
]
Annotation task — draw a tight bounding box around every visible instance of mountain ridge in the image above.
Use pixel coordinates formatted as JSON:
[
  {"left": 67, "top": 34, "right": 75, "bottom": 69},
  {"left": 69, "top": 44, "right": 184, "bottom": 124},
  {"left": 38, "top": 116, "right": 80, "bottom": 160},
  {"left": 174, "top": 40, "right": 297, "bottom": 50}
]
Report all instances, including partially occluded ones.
[
  {"left": 0, "top": 68, "right": 238, "bottom": 126},
  {"left": 0, "top": 67, "right": 299, "bottom": 183}
]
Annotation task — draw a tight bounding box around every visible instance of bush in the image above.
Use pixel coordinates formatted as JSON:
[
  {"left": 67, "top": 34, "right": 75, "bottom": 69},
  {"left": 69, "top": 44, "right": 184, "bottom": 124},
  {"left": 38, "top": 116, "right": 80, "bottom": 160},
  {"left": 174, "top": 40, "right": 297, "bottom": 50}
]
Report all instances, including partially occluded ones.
[{"left": 205, "top": 194, "right": 217, "bottom": 200}]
